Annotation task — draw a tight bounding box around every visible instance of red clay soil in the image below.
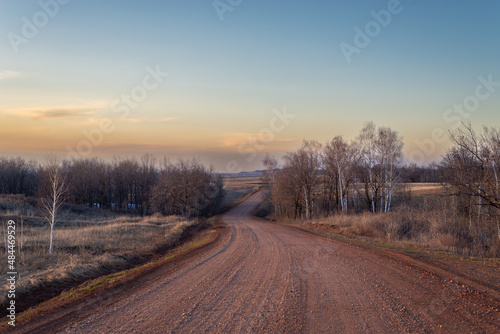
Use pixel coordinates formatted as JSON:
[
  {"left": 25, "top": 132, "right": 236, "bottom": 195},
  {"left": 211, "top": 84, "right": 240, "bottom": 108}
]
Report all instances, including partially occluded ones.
[{"left": 5, "top": 192, "right": 500, "bottom": 333}]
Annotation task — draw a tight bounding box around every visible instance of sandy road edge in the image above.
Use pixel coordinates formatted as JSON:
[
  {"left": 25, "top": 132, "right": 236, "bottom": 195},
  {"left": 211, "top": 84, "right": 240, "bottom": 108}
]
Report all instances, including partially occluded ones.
[{"left": 0, "top": 220, "right": 229, "bottom": 333}]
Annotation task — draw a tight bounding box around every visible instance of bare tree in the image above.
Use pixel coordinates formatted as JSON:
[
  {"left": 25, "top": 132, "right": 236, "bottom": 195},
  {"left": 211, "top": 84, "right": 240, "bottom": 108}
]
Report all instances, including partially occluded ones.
[
  {"left": 150, "top": 158, "right": 222, "bottom": 217},
  {"left": 39, "top": 155, "right": 67, "bottom": 255},
  {"left": 357, "top": 122, "right": 380, "bottom": 212},
  {"left": 356, "top": 123, "right": 403, "bottom": 213},
  {"left": 137, "top": 154, "right": 157, "bottom": 215},
  {"left": 112, "top": 157, "right": 140, "bottom": 211},
  {"left": 261, "top": 153, "right": 278, "bottom": 188},
  {"left": 272, "top": 141, "right": 322, "bottom": 219},
  {"left": 376, "top": 126, "right": 403, "bottom": 212},
  {"left": 441, "top": 123, "right": 500, "bottom": 240},
  {"left": 272, "top": 159, "right": 305, "bottom": 219},
  {"left": 323, "top": 136, "right": 359, "bottom": 214},
  {"left": 0, "top": 157, "right": 38, "bottom": 196}
]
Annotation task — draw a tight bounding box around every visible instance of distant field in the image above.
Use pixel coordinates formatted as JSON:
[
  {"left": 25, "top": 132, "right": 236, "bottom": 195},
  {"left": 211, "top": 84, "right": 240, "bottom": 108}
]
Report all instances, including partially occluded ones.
[
  {"left": 222, "top": 174, "right": 263, "bottom": 191},
  {"left": 221, "top": 173, "right": 264, "bottom": 209},
  {"left": 405, "top": 183, "right": 444, "bottom": 195}
]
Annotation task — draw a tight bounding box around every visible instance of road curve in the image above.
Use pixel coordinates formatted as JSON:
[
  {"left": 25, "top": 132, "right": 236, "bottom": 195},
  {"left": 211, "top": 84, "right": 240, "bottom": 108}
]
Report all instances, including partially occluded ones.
[{"left": 15, "top": 192, "right": 500, "bottom": 333}]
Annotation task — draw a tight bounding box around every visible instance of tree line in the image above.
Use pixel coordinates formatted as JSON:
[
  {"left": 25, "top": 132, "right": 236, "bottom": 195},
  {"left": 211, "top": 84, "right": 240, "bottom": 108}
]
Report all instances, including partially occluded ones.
[
  {"left": 263, "top": 122, "right": 499, "bottom": 241},
  {"left": 264, "top": 122, "right": 406, "bottom": 218},
  {"left": 0, "top": 154, "right": 225, "bottom": 218}
]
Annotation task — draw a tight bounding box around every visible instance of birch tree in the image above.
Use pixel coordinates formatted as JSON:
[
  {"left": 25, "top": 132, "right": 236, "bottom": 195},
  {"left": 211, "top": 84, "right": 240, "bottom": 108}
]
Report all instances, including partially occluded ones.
[
  {"left": 376, "top": 127, "right": 403, "bottom": 212},
  {"left": 39, "top": 156, "right": 67, "bottom": 255},
  {"left": 323, "top": 136, "right": 359, "bottom": 213},
  {"left": 357, "top": 122, "right": 379, "bottom": 212},
  {"left": 357, "top": 123, "right": 403, "bottom": 213}
]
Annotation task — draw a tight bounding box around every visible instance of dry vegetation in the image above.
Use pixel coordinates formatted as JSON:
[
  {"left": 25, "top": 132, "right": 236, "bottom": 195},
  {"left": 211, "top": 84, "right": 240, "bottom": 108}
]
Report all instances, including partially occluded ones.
[
  {"left": 0, "top": 195, "right": 203, "bottom": 315},
  {"left": 405, "top": 183, "right": 443, "bottom": 196},
  {"left": 275, "top": 185, "right": 500, "bottom": 258},
  {"left": 262, "top": 124, "right": 500, "bottom": 258}
]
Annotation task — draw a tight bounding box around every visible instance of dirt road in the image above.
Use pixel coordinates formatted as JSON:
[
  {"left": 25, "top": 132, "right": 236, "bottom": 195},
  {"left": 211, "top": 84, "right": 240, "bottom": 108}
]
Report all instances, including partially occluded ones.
[{"left": 14, "top": 192, "right": 500, "bottom": 333}]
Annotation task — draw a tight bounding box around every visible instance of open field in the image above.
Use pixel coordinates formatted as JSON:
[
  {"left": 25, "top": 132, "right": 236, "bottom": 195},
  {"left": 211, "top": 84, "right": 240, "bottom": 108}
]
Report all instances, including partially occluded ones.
[
  {"left": 404, "top": 183, "right": 444, "bottom": 196},
  {"left": 222, "top": 173, "right": 263, "bottom": 192},
  {"left": 221, "top": 173, "right": 264, "bottom": 209},
  {"left": 0, "top": 195, "right": 204, "bottom": 316}
]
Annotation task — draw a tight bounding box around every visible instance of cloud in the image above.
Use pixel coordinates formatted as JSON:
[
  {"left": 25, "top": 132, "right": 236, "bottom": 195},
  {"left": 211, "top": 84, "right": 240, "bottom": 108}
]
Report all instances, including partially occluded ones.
[
  {"left": 32, "top": 108, "right": 91, "bottom": 120},
  {"left": 7, "top": 102, "right": 107, "bottom": 120},
  {"left": 0, "top": 71, "right": 21, "bottom": 80}
]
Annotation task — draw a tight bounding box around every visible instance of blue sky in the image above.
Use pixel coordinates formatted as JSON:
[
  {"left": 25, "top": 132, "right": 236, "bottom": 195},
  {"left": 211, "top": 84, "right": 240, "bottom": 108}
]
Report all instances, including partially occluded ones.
[{"left": 1, "top": 0, "right": 499, "bottom": 171}]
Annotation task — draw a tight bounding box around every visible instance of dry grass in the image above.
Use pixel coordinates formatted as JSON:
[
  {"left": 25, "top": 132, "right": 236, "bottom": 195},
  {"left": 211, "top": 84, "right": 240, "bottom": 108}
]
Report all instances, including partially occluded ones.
[
  {"left": 0, "top": 194, "right": 37, "bottom": 218},
  {"left": 303, "top": 207, "right": 499, "bottom": 258},
  {"left": 313, "top": 211, "right": 431, "bottom": 242},
  {"left": 405, "top": 183, "right": 444, "bottom": 196},
  {"left": 272, "top": 183, "right": 498, "bottom": 257},
  {"left": 0, "top": 197, "right": 200, "bottom": 312}
]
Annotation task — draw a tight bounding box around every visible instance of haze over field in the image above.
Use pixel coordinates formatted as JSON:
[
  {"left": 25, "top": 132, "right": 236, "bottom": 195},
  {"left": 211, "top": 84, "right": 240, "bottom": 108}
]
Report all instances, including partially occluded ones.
[{"left": 1, "top": 0, "right": 499, "bottom": 171}]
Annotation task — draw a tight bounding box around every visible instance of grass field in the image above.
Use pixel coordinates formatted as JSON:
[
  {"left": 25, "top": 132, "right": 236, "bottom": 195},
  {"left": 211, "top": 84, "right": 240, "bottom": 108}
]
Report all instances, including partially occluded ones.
[
  {"left": 404, "top": 182, "right": 443, "bottom": 194},
  {"left": 0, "top": 195, "right": 204, "bottom": 315}
]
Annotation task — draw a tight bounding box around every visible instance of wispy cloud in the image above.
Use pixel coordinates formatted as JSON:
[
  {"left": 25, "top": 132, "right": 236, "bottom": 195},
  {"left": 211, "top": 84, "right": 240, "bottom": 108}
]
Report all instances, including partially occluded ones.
[
  {"left": 32, "top": 108, "right": 91, "bottom": 120},
  {"left": 7, "top": 102, "right": 107, "bottom": 120},
  {"left": 0, "top": 70, "right": 21, "bottom": 80}
]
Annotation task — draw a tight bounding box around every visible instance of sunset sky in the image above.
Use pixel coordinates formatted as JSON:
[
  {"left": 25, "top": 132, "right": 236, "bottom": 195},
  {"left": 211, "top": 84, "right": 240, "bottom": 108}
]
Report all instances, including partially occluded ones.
[{"left": 1, "top": 0, "right": 499, "bottom": 172}]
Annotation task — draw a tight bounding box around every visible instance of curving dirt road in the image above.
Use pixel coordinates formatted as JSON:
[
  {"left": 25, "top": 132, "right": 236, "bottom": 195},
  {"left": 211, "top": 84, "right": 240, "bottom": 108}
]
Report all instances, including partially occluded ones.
[{"left": 13, "top": 192, "right": 500, "bottom": 333}]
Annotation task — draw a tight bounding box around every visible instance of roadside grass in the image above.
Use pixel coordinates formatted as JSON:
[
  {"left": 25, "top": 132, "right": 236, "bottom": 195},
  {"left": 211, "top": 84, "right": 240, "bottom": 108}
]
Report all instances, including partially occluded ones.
[
  {"left": 279, "top": 210, "right": 500, "bottom": 261},
  {"left": 260, "top": 183, "right": 499, "bottom": 258}
]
